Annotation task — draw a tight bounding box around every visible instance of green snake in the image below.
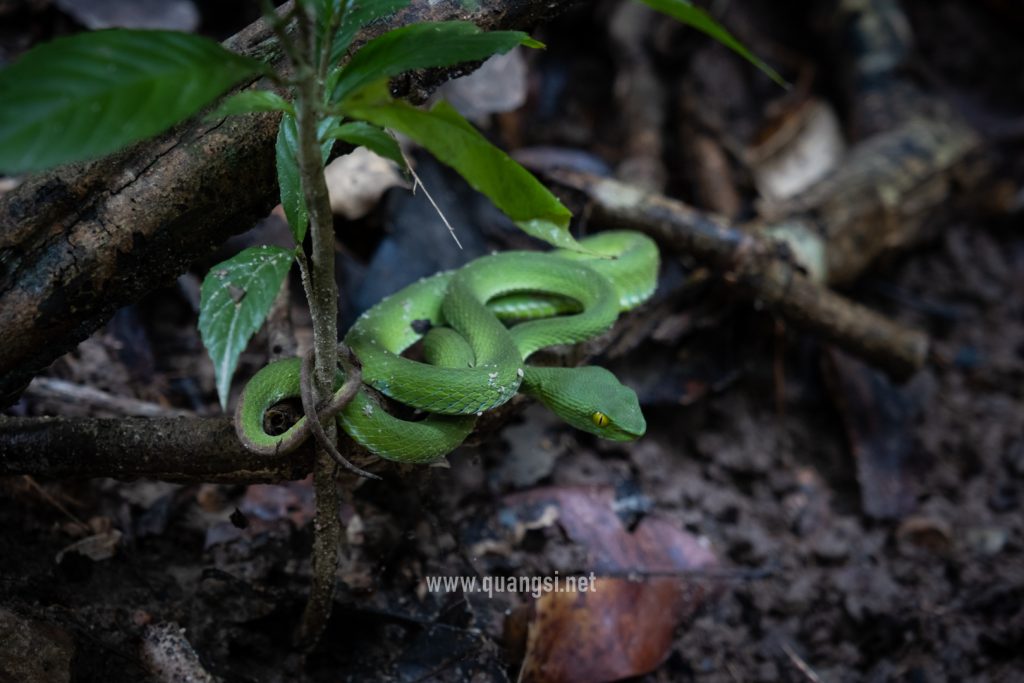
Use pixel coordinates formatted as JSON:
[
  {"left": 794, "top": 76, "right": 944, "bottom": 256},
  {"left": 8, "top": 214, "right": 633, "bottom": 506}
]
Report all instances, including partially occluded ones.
[{"left": 235, "top": 231, "right": 659, "bottom": 465}]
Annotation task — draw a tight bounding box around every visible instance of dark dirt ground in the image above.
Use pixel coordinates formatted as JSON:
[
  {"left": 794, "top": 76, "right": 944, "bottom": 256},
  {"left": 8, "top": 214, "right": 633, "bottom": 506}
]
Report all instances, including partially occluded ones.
[{"left": 2, "top": 1, "right": 1024, "bottom": 681}]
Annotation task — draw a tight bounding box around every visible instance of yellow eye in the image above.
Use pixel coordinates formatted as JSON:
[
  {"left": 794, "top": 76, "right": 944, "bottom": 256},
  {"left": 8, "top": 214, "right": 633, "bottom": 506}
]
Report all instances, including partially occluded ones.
[{"left": 591, "top": 412, "right": 610, "bottom": 428}]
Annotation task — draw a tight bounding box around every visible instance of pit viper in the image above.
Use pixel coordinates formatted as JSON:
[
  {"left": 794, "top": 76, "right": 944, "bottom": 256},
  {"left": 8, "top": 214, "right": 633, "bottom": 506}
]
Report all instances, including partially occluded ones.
[{"left": 236, "top": 231, "right": 659, "bottom": 464}]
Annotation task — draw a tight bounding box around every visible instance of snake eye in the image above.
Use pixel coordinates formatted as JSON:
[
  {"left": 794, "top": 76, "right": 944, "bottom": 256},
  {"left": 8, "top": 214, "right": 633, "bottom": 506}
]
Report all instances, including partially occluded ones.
[{"left": 591, "top": 412, "right": 610, "bottom": 428}]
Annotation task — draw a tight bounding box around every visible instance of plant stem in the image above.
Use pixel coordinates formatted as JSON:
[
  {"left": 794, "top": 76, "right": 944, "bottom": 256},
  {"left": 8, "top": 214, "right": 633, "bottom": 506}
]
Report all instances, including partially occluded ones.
[
  {"left": 295, "top": 104, "right": 338, "bottom": 394},
  {"left": 290, "top": 2, "right": 344, "bottom": 649},
  {"left": 298, "top": 447, "right": 341, "bottom": 648}
]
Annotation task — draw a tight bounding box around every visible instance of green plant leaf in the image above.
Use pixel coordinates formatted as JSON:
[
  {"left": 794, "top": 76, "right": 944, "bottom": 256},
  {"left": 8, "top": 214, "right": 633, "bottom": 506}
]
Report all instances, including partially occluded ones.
[
  {"left": 323, "top": 120, "right": 405, "bottom": 168},
  {"left": 344, "top": 83, "right": 576, "bottom": 250},
  {"left": 637, "top": 0, "right": 786, "bottom": 87},
  {"left": 330, "top": 21, "right": 538, "bottom": 104},
  {"left": 0, "top": 29, "right": 266, "bottom": 174},
  {"left": 199, "top": 246, "right": 294, "bottom": 410},
  {"left": 313, "top": 0, "right": 342, "bottom": 65},
  {"left": 328, "top": 0, "right": 411, "bottom": 67},
  {"left": 276, "top": 113, "right": 338, "bottom": 243},
  {"left": 207, "top": 89, "right": 294, "bottom": 120},
  {"left": 313, "top": 0, "right": 339, "bottom": 23}
]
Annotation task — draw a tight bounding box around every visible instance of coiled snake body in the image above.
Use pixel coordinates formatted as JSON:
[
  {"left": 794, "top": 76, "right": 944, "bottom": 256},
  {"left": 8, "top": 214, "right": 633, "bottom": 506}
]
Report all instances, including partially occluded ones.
[{"left": 236, "top": 231, "right": 659, "bottom": 463}]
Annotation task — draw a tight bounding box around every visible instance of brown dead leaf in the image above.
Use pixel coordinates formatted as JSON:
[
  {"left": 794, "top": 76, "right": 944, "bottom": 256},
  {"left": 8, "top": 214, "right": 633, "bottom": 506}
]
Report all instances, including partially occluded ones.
[
  {"left": 520, "top": 577, "right": 702, "bottom": 683},
  {"left": 504, "top": 487, "right": 720, "bottom": 682},
  {"left": 504, "top": 486, "right": 716, "bottom": 573}
]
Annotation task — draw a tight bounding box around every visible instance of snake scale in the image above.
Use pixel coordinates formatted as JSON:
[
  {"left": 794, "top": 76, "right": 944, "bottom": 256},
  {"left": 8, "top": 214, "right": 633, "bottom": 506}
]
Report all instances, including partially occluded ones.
[{"left": 236, "top": 231, "right": 659, "bottom": 464}]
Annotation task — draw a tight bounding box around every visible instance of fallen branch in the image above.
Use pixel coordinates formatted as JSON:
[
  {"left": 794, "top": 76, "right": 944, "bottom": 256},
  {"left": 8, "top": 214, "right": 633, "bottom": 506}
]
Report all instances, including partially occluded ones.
[
  {"left": 544, "top": 167, "right": 929, "bottom": 377},
  {"left": 540, "top": 112, "right": 981, "bottom": 379},
  {"left": 0, "top": 0, "right": 580, "bottom": 405},
  {"left": 0, "top": 322, "right": 615, "bottom": 483},
  {"left": 0, "top": 385, "right": 540, "bottom": 483},
  {"left": 0, "top": 415, "right": 313, "bottom": 483}
]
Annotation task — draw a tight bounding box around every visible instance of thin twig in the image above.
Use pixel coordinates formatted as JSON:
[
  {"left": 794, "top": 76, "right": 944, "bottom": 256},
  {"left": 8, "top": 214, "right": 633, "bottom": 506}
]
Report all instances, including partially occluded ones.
[
  {"left": 295, "top": 249, "right": 314, "bottom": 300},
  {"left": 402, "top": 148, "right": 463, "bottom": 249},
  {"left": 299, "top": 346, "right": 379, "bottom": 479},
  {"left": 266, "top": 277, "right": 297, "bottom": 361},
  {"left": 21, "top": 476, "right": 90, "bottom": 534},
  {"left": 780, "top": 641, "right": 823, "bottom": 683}
]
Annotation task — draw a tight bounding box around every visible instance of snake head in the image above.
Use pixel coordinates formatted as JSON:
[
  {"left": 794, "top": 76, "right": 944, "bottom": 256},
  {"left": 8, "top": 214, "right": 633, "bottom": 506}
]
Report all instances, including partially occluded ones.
[{"left": 526, "top": 366, "right": 646, "bottom": 441}]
